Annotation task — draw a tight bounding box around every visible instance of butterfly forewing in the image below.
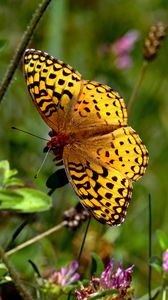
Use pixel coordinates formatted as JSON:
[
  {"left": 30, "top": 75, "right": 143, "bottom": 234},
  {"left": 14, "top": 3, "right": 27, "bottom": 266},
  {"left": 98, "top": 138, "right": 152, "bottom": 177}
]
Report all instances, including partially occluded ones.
[
  {"left": 24, "top": 49, "right": 128, "bottom": 134},
  {"left": 71, "top": 80, "right": 127, "bottom": 128},
  {"left": 24, "top": 49, "right": 82, "bottom": 132}
]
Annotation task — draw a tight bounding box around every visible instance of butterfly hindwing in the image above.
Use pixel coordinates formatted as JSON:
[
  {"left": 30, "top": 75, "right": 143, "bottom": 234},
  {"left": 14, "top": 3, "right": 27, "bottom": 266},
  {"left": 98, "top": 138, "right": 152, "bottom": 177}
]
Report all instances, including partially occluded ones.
[
  {"left": 78, "top": 126, "right": 148, "bottom": 181},
  {"left": 63, "top": 145, "right": 133, "bottom": 225},
  {"left": 63, "top": 125, "right": 148, "bottom": 225}
]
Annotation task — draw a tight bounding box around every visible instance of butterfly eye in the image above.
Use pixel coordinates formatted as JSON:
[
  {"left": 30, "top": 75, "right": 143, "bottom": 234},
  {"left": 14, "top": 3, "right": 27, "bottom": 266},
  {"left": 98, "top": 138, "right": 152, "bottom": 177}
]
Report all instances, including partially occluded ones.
[
  {"left": 48, "top": 130, "right": 57, "bottom": 138},
  {"left": 51, "top": 146, "right": 58, "bottom": 151},
  {"left": 44, "top": 143, "right": 60, "bottom": 155}
]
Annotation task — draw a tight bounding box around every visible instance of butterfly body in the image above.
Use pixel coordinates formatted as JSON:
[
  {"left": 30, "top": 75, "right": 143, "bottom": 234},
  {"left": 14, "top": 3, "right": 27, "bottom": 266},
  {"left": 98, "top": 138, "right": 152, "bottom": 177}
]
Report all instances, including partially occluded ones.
[{"left": 24, "top": 49, "right": 148, "bottom": 226}]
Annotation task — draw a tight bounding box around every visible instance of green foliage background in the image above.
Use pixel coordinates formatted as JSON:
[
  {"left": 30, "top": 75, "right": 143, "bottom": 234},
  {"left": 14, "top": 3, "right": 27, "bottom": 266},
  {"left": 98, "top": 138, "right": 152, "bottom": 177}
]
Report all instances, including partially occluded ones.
[{"left": 0, "top": 0, "right": 168, "bottom": 298}]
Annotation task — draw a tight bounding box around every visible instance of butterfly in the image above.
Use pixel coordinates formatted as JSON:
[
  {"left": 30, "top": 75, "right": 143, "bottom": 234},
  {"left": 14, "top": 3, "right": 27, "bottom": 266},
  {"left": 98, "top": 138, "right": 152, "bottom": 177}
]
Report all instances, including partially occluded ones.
[{"left": 23, "top": 49, "right": 148, "bottom": 226}]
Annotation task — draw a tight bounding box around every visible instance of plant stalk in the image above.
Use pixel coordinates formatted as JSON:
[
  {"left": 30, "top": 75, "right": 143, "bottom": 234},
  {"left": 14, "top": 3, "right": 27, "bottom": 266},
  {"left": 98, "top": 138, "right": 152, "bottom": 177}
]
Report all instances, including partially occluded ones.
[
  {"left": 128, "top": 60, "right": 148, "bottom": 115},
  {"left": 0, "top": 246, "right": 34, "bottom": 300},
  {"left": 77, "top": 216, "right": 91, "bottom": 265},
  {"left": 148, "top": 194, "right": 152, "bottom": 300},
  {"left": 67, "top": 216, "right": 91, "bottom": 300},
  {"left": 6, "top": 221, "right": 67, "bottom": 257},
  {"left": 0, "top": 0, "right": 52, "bottom": 103}
]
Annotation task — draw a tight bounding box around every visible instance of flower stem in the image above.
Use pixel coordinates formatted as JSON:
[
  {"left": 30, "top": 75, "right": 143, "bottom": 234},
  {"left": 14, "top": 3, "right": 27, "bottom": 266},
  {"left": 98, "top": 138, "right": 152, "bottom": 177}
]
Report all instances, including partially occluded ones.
[
  {"left": 0, "top": 0, "right": 52, "bottom": 103},
  {"left": 77, "top": 216, "right": 91, "bottom": 265},
  {"left": 148, "top": 194, "right": 152, "bottom": 300},
  {"left": 67, "top": 216, "right": 91, "bottom": 300},
  {"left": 5, "top": 221, "right": 67, "bottom": 257},
  {"left": 0, "top": 246, "right": 34, "bottom": 300},
  {"left": 127, "top": 60, "right": 148, "bottom": 115}
]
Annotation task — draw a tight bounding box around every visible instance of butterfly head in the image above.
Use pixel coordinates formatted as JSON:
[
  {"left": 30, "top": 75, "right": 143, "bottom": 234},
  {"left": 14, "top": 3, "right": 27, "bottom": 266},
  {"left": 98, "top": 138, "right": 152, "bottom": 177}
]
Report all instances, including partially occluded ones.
[{"left": 47, "top": 130, "right": 70, "bottom": 161}]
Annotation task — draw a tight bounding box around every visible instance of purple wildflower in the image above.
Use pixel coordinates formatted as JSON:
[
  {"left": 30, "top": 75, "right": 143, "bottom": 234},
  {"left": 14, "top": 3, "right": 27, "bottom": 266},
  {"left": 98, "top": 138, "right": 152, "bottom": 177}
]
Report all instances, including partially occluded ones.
[
  {"left": 50, "top": 260, "right": 80, "bottom": 287},
  {"left": 163, "top": 249, "right": 168, "bottom": 273},
  {"left": 98, "top": 30, "right": 139, "bottom": 70},
  {"left": 112, "top": 262, "right": 134, "bottom": 290},
  {"left": 112, "top": 30, "right": 139, "bottom": 55},
  {"left": 100, "top": 259, "right": 114, "bottom": 289},
  {"left": 100, "top": 260, "right": 134, "bottom": 291},
  {"left": 75, "top": 259, "right": 134, "bottom": 300},
  {"left": 114, "top": 54, "right": 132, "bottom": 69},
  {"left": 111, "top": 30, "right": 139, "bottom": 69}
]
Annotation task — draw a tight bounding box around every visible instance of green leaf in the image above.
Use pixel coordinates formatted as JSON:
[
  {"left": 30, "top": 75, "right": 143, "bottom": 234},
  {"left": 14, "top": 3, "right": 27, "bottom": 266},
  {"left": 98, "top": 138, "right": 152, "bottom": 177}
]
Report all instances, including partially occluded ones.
[
  {"left": 0, "top": 188, "right": 52, "bottom": 212},
  {"left": 0, "top": 277, "right": 12, "bottom": 285},
  {"left": 150, "top": 256, "right": 162, "bottom": 273},
  {"left": 0, "top": 263, "right": 12, "bottom": 285},
  {"left": 4, "top": 177, "right": 24, "bottom": 188},
  {"left": 0, "top": 263, "right": 8, "bottom": 278},
  {"left": 28, "top": 260, "right": 42, "bottom": 278},
  {"left": 91, "top": 252, "right": 104, "bottom": 277},
  {"left": 157, "top": 230, "right": 168, "bottom": 250},
  {"left": 0, "top": 161, "right": 9, "bottom": 187},
  {"left": 0, "top": 160, "right": 9, "bottom": 170},
  {"left": 0, "top": 160, "right": 18, "bottom": 188}
]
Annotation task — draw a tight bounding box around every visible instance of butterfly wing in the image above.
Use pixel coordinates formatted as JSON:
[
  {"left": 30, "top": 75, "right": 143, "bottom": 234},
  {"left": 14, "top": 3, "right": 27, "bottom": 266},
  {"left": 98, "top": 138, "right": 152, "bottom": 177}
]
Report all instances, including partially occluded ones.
[
  {"left": 23, "top": 49, "right": 82, "bottom": 132},
  {"left": 24, "top": 49, "right": 128, "bottom": 134},
  {"left": 63, "top": 144, "right": 132, "bottom": 225},
  {"left": 80, "top": 126, "right": 148, "bottom": 181},
  {"left": 66, "top": 80, "right": 128, "bottom": 135},
  {"left": 63, "top": 125, "right": 148, "bottom": 225}
]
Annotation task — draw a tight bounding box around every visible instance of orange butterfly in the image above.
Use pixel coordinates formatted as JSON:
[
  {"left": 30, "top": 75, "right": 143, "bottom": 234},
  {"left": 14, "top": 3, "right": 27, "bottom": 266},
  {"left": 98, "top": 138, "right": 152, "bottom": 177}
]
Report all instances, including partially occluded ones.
[{"left": 23, "top": 49, "right": 148, "bottom": 225}]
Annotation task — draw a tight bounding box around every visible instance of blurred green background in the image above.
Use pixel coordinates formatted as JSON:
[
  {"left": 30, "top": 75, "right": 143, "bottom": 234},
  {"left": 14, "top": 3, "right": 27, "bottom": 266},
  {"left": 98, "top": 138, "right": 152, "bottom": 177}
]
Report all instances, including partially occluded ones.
[{"left": 0, "top": 0, "right": 168, "bottom": 299}]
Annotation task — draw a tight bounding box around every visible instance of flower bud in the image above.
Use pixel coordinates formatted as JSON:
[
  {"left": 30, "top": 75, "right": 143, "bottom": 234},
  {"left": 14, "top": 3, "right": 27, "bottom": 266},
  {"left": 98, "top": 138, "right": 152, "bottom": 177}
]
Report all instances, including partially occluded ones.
[{"left": 143, "top": 22, "right": 166, "bottom": 61}]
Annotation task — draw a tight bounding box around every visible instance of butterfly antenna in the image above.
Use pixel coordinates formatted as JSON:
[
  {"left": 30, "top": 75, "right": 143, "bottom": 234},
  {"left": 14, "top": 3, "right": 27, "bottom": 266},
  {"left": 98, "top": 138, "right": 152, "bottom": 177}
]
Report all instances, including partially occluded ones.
[
  {"left": 11, "top": 126, "right": 49, "bottom": 141},
  {"left": 34, "top": 147, "right": 51, "bottom": 179}
]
